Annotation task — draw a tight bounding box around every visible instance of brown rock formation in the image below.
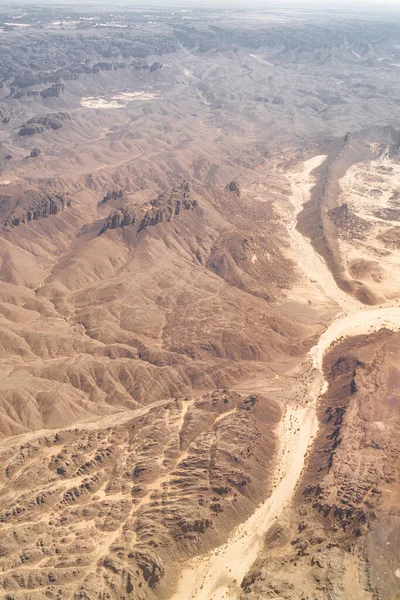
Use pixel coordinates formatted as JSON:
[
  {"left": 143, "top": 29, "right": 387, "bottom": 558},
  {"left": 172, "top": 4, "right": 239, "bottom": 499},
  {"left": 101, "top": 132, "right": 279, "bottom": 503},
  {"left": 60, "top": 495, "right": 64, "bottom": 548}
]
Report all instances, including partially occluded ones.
[
  {"left": 99, "top": 207, "right": 136, "bottom": 233},
  {"left": 100, "top": 190, "right": 125, "bottom": 205},
  {"left": 2, "top": 189, "right": 71, "bottom": 228},
  {"left": 40, "top": 83, "right": 65, "bottom": 98},
  {"left": 19, "top": 112, "right": 70, "bottom": 136},
  {"left": 226, "top": 180, "right": 241, "bottom": 196},
  {"left": 99, "top": 183, "right": 198, "bottom": 235}
]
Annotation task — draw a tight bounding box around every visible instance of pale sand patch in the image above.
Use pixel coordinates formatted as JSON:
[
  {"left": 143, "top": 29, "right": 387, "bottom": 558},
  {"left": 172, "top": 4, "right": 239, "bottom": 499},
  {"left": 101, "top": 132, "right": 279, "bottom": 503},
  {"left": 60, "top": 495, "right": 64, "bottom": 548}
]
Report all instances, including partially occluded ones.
[
  {"left": 80, "top": 91, "right": 159, "bottom": 109},
  {"left": 337, "top": 157, "right": 400, "bottom": 300},
  {"left": 81, "top": 98, "right": 124, "bottom": 109},
  {"left": 339, "top": 158, "right": 400, "bottom": 225},
  {"left": 4, "top": 22, "right": 31, "bottom": 27},
  {"left": 249, "top": 53, "right": 274, "bottom": 66},
  {"left": 113, "top": 91, "right": 159, "bottom": 102}
]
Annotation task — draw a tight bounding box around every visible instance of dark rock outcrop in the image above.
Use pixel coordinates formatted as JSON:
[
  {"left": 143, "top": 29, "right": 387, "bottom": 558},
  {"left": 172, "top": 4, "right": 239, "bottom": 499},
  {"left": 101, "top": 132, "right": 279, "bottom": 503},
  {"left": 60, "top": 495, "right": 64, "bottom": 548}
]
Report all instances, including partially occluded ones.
[
  {"left": 100, "top": 190, "right": 125, "bottom": 205},
  {"left": 100, "top": 182, "right": 198, "bottom": 235},
  {"left": 134, "top": 551, "right": 165, "bottom": 588},
  {"left": 40, "top": 84, "right": 64, "bottom": 98},
  {"left": 100, "top": 207, "right": 136, "bottom": 234},
  {"left": 19, "top": 112, "right": 70, "bottom": 136},
  {"left": 30, "top": 148, "right": 41, "bottom": 158},
  {"left": 150, "top": 62, "right": 162, "bottom": 73},
  {"left": 92, "top": 62, "right": 114, "bottom": 73},
  {"left": 226, "top": 180, "right": 241, "bottom": 196},
  {"left": 3, "top": 191, "right": 71, "bottom": 228},
  {"left": 0, "top": 105, "right": 18, "bottom": 124}
]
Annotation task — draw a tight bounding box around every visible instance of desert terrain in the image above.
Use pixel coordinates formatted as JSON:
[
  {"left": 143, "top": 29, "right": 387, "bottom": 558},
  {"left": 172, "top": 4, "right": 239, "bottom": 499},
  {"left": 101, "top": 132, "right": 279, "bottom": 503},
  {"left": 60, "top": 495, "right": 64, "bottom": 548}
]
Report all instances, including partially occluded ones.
[{"left": 0, "top": 4, "right": 400, "bottom": 600}]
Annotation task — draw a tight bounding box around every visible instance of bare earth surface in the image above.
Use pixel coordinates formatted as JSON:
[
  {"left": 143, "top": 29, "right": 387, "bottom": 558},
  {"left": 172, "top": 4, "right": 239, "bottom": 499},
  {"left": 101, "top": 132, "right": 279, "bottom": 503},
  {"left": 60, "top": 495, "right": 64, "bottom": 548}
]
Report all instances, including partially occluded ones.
[{"left": 1, "top": 6, "right": 400, "bottom": 600}]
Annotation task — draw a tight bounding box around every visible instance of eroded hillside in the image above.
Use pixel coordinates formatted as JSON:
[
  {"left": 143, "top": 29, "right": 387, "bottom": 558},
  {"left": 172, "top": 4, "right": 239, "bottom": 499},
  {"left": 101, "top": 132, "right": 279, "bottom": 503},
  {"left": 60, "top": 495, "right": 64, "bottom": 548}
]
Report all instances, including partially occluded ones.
[{"left": 1, "top": 6, "right": 400, "bottom": 600}]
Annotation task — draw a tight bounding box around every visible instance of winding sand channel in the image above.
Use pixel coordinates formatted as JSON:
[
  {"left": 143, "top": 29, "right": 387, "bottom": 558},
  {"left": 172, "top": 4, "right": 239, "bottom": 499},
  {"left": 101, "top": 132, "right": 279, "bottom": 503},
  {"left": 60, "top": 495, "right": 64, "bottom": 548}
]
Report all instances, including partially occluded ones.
[{"left": 171, "top": 156, "right": 400, "bottom": 600}]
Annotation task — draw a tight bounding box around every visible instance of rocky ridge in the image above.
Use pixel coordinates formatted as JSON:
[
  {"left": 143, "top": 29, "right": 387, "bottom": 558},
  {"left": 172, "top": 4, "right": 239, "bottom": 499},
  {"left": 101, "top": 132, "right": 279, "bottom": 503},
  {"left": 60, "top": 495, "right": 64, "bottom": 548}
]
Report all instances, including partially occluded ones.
[
  {"left": 100, "top": 182, "right": 198, "bottom": 235},
  {"left": 1, "top": 189, "right": 71, "bottom": 228},
  {"left": 19, "top": 112, "right": 71, "bottom": 136}
]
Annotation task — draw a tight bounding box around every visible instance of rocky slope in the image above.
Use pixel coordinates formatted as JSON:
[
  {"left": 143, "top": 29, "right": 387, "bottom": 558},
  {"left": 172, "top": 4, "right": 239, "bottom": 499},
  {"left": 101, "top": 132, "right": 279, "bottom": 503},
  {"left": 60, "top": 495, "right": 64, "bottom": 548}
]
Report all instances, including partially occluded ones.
[
  {"left": 240, "top": 329, "right": 400, "bottom": 600},
  {"left": 0, "top": 390, "right": 281, "bottom": 600},
  {"left": 0, "top": 186, "right": 71, "bottom": 229}
]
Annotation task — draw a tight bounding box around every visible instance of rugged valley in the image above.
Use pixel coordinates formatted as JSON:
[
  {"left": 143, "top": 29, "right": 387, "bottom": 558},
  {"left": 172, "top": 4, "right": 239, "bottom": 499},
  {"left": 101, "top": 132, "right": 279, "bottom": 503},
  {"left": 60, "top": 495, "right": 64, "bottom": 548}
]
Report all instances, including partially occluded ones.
[{"left": 0, "top": 4, "right": 400, "bottom": 600}]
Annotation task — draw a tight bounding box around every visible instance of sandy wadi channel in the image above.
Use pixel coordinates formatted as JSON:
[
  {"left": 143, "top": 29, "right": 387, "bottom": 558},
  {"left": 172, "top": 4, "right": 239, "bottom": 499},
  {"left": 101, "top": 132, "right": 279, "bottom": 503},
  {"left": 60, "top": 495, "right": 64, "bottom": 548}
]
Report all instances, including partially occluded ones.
[{"left": 170, "top": 156, "right": 400, "bottom": 600}]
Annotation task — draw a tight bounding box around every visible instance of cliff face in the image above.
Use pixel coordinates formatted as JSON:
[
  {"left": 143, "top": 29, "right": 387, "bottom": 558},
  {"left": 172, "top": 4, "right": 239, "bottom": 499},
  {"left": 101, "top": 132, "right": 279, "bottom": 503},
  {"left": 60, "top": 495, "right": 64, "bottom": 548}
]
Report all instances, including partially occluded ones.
[
  {"left": 1, "top": 188, "right": 71, "bottom": 228},
  {"left": 99, "top": 182, "right": 198, "bottom": 235},
  {"left": 100, "top": 207, "right": 136, "bottom": 233},
  {"left": 40, "top": 83, "right": 65, "bottom": 98},
  {"left": 19, "top": 112, "right": 70, "bottom": 136}
]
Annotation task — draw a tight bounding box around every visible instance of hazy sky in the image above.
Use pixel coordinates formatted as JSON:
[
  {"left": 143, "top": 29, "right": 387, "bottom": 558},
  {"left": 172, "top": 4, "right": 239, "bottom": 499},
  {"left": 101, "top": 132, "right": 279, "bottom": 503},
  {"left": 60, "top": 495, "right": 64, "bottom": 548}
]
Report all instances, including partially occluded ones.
[
  {"left": 118, "top": 0, "right": 400, "bottom": 8},
  {"left": 134, "top": 0, "right": 400, "bottom": 4},
  {"left": 8, "top": 0, "right": 400, "bottom": 10}
]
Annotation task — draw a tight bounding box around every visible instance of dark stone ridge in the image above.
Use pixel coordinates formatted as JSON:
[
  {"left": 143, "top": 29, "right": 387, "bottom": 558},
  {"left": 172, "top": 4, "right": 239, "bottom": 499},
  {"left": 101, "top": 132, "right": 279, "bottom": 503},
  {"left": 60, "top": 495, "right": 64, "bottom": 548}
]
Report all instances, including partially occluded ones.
[
  {"left": 138, "top": 182, "right": 194, "bottom": 231},
  {"left": 19, "top": 112, "right": 70, "bottom": 136},
  {"left": 100, "top": 189, "right": 125, "bottom": 205},
  {"left": 13, "top": 89, "right": 40, "bottom": 99},
  {"left": 100, "top": 207, "right": 136, "bottom": 234},
  {"left": 4, "top": 191, "right": 71, "bottom": 228},
  {"left": 40, "top": 83, "right": 65, "bottom": 98},
  {"left": 99, "top": 182, "right": 197, "bottom": 235}
]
